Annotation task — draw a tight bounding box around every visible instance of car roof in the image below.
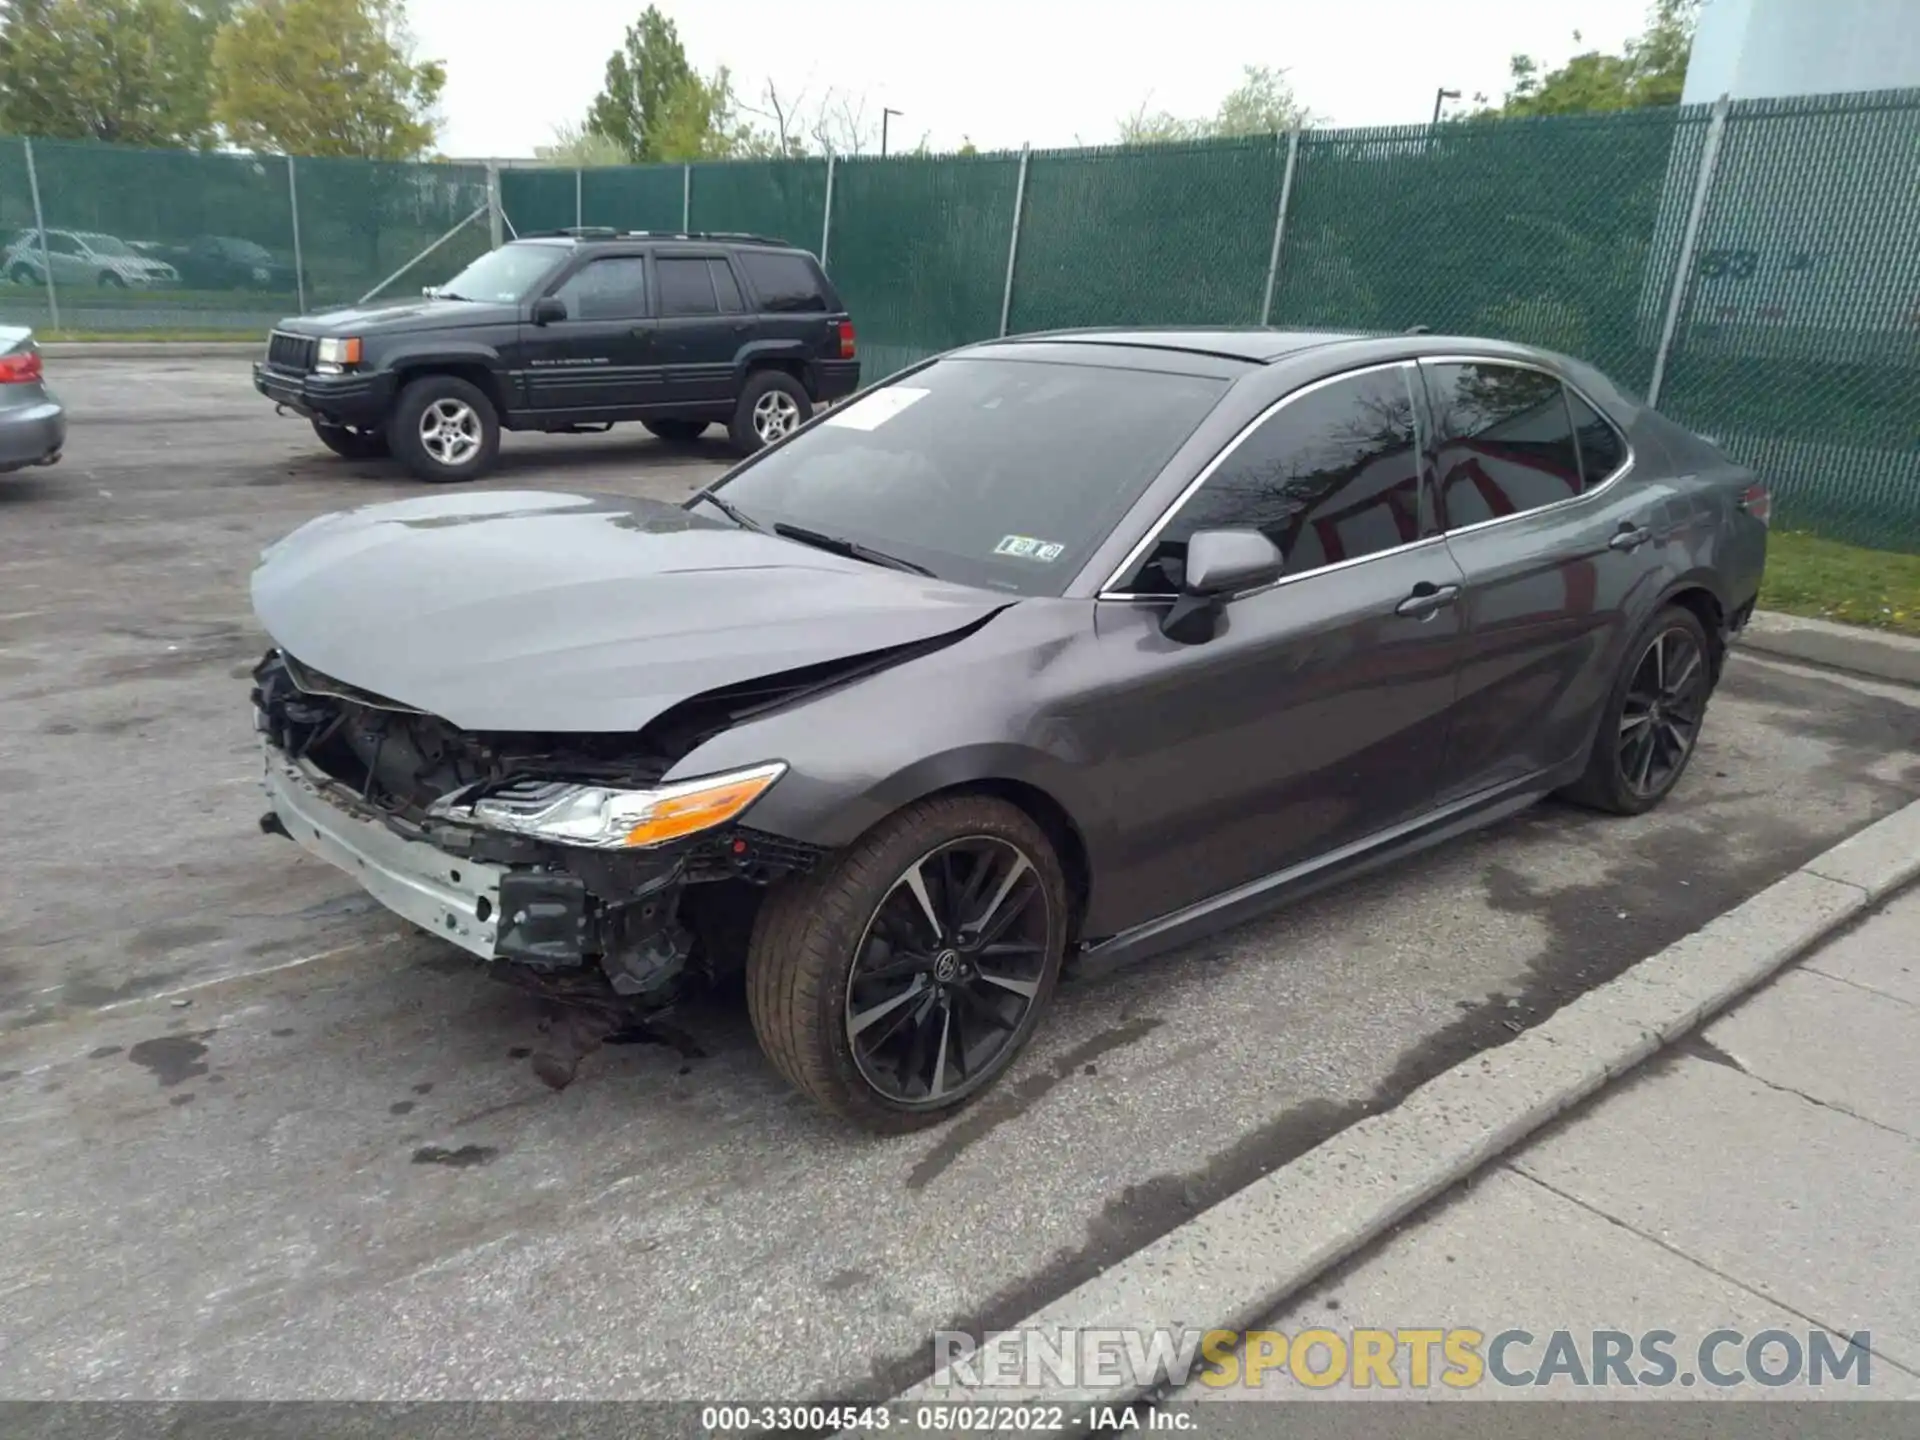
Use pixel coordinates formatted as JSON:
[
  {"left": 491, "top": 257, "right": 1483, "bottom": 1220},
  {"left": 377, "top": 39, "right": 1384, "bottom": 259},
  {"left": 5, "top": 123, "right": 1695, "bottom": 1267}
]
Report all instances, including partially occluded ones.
[{"left": 976, "top": 327, "right": 1369, "bottom": 367}]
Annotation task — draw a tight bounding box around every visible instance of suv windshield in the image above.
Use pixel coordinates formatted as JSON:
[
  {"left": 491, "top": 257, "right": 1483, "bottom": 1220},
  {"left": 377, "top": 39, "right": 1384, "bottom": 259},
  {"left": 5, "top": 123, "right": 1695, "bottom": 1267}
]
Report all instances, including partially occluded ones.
[
  {"left": 706, "top": 355, "right": 1226, "bottom": 595},
  {"left": 80, "top": 233, "right": 134, "bottom": 257},
  {"left": 435, "top": 242, "right": 567, "bottom": 302}
]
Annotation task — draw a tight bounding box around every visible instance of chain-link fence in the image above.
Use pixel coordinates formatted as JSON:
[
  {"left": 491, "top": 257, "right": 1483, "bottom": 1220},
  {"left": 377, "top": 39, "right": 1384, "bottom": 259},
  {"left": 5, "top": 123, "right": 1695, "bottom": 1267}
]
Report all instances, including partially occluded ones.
[
  {"left": 1, "top": 88, "right": 1915, "bottom": 547},
  {"left": 0, "top": 137, "right": 491, "bottom": 337}
]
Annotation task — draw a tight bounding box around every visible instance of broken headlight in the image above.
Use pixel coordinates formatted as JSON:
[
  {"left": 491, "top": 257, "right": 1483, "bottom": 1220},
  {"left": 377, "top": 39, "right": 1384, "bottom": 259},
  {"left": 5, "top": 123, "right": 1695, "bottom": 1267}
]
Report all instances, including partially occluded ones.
[{"left": 459, "top": 762, "right": 787, "bottom": 850}]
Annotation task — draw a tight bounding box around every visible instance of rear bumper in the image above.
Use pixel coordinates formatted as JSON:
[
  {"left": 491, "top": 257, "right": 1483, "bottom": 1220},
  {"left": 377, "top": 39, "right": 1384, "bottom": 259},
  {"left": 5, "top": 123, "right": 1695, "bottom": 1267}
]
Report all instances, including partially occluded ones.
[
  {"left": 253, "top": 363, "right": 393, "bottom": 428},
  {"left": 0, "top": 399, "right": 65, "bottom": 472},
  {"left": 815, "top": 359, "right": 861, "bottom": 402}
]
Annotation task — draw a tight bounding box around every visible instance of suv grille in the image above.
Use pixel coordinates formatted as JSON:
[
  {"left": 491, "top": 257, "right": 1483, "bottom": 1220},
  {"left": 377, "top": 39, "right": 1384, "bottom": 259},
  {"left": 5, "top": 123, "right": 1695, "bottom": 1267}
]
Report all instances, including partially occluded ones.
[{"left": 267, "top": 331, "right": 317, "bottom": 373}]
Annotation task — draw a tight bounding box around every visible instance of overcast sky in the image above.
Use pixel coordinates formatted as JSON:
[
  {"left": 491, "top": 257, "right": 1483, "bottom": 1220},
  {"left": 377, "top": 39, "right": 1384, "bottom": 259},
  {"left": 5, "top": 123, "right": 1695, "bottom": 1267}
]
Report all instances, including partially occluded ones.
[{"left": 413, "top": 0, "right": 1656, "bottom": 159}]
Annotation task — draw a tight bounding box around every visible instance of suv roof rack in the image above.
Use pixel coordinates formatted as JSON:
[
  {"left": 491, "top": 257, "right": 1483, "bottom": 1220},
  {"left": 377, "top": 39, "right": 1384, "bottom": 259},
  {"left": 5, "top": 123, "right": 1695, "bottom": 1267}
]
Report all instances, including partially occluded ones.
[{"left": 536, "top": 227, "right": 792, "bottom": 248}]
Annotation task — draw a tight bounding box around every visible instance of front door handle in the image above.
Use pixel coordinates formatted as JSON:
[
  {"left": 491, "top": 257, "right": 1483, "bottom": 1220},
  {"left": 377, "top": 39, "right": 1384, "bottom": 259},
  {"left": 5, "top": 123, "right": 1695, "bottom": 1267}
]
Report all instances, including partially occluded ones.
[
  {"left": 1609, "top": 522, "right": 1653, "bottom": 552},
  {"left": 1395, "top": 581, "right": 1461, "bottom": 619}
]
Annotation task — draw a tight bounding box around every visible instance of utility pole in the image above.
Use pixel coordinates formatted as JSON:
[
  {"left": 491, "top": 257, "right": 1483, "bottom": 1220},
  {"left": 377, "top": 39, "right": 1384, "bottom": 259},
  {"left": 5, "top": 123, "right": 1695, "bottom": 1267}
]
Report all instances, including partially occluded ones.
[
  {"left": 881, "top": 107, "right": 904, "bottom": 157},
  {"left": 1431, "top": 87, "right": 1461, "bottom": 126}
]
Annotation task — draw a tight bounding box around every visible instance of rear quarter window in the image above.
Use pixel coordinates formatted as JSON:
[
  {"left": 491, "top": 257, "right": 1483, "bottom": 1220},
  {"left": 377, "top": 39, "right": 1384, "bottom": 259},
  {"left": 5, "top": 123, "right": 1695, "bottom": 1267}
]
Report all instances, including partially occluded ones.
[{"left": 737, "top": 250, "right": 830, "bottom": 313}]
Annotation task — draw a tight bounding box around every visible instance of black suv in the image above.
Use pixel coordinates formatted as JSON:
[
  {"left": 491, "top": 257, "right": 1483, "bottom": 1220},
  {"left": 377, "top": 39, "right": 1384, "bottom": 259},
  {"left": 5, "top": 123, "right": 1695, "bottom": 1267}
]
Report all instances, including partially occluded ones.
[{"left": 252, "top": 229, "right": 861, "bottom": 483}]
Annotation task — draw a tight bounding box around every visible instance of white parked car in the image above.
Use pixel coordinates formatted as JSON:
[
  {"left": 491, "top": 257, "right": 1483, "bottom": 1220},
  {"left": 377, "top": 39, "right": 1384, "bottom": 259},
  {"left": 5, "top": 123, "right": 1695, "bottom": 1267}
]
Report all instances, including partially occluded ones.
[{"left": 4, "top": 229, "right": 180, "bottom": 289}]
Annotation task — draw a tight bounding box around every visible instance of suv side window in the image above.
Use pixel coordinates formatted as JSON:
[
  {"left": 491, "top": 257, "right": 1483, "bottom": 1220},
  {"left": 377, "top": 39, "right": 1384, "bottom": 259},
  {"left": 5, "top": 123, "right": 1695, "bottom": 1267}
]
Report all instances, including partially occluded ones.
[
  {"left": 737, "top": 250, "right": 828, "bottom": 312},
  {"left": 1125, "top": 366, "right": 1424, "bottom": 594},
  {"left": 710, "top": 258, "right": 744, "bottom": 314},
  {"left": 552, "top": 256, "right": 648, "bottom": 321},
  {"left": 1567, "top": 390, "right": 1628, "bottom": 486},
  {"left": 46, "top": 232, "right": 83, "bottom": 257},
  {"left": 658, "top": 256, "right": 719, "bottom": 316},
  {"left": 1423, "top": 362, "right": 1584, "bottom": 528}
]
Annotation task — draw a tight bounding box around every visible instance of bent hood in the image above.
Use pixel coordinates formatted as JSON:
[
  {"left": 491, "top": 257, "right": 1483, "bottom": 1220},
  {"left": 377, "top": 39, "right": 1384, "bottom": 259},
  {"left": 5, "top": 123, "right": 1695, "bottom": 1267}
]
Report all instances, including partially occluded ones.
[{"left": 251, "top": 490, "right": 1008, "bottom": 733}]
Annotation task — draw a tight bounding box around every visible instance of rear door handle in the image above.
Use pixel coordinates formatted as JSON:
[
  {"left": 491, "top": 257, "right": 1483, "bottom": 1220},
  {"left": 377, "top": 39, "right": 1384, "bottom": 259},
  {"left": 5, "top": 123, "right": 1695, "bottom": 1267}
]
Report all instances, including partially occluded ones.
[
  {"left": 1395, "top": 581, "right": 1461, "bottom": 619},
  {"left": 1609, "top": 523, "right": 1653, "bottom": 552}
]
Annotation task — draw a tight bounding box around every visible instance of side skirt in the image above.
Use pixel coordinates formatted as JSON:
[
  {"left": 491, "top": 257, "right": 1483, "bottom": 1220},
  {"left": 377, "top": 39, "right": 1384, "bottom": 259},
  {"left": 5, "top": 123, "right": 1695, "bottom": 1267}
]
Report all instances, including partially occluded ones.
[{"left": 1074, "top": 764, "right": 1582, "bottom": 976}]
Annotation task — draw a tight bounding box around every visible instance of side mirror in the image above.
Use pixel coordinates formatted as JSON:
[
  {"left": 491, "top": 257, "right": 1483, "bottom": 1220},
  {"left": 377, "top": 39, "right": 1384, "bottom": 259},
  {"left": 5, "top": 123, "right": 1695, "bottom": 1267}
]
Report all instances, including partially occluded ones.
[
  {"left": 531, "top": 295, "right": 566, "bottom": 326},
  {"left": 1160, "top": 527, "right": 1284, "bottom": 644}
]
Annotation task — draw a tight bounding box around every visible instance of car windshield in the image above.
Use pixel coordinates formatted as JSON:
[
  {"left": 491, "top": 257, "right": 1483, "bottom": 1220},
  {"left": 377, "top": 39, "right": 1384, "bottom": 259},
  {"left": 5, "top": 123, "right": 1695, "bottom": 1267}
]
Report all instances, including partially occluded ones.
[
  {"left": 81, "top": 233, "right": 134, "bottom": 257},
  {"left": 707, "top": 355, "right": 1227, "bottom": 596},
  {"left": 434, "top": 242, "right": 567, "bottom": 302},
  {"left": 225, "top": 239, "right": 273, "bottom": 263}
]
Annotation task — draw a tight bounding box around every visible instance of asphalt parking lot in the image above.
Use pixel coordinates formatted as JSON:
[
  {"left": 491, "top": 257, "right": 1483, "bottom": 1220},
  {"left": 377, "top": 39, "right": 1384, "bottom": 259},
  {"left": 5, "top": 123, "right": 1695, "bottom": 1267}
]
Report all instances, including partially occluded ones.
[{"left": 3, "top": 357, "right": 1919, "bottom": 1401}]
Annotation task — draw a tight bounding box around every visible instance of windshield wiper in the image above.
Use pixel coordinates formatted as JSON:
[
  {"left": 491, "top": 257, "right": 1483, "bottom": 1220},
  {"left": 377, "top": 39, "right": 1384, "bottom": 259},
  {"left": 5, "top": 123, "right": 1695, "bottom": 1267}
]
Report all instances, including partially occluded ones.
[
  {"left": 771, "top": 523, "right": 936, "bottom": 577},
  {"left": 687, "top": 487, "right": 767, "bottom": 533}
]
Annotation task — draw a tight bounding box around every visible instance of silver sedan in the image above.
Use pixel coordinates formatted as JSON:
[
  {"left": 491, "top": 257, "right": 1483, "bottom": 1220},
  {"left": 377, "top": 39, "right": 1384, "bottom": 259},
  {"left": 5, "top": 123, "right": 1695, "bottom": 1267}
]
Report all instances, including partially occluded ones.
[{"left": 0, "top": 326, "right": 64, "bottom": 474}]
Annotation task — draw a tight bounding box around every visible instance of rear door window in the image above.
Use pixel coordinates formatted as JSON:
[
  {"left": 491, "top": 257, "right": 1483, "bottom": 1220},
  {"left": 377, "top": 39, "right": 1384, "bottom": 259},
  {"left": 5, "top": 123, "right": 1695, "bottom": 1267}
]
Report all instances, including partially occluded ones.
[
  {"left": 1567, "top": 390, "right": 1629, "bottom": 486},
  {"left": 1421, "top": 362, "right": 1584, "bottom": 529},
  {"left": 658, "top": 256, "right": 720, "bottom": 316},
  {"left": 737, "top": 250, "right": 829, "bottom": 312}
]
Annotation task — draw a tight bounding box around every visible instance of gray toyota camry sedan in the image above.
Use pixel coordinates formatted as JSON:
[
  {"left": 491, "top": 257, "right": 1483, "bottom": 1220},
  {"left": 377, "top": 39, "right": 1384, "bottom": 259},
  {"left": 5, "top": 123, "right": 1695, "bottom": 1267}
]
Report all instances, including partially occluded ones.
[{"left": 250, "top": 327, "right": 1768, "bottom": 1130}]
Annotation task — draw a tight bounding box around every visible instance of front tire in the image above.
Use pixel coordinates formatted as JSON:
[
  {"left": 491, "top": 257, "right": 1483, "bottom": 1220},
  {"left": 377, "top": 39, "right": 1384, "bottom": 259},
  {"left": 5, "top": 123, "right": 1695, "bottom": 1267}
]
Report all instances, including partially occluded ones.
[
  {"left": 388, "top": 375, "right": 499, "bottom": 483},
  {"left": 1562, "top": 604, "right": 1716, "bottom": 815},
  {"left": 643, "top": 418, "right": 709, "bottom": 443},
  {"left": 728, "top": 370, "right": 811, "bottom": 456},
  {"left": 746, "top": 794, "right": 1068, "bottom": 1133},
  {"left": 311, "top": 418, "right": 389, "bottom": 460},
  {"left": 98, "top": 271, "right": 126, "bottom": 289}
]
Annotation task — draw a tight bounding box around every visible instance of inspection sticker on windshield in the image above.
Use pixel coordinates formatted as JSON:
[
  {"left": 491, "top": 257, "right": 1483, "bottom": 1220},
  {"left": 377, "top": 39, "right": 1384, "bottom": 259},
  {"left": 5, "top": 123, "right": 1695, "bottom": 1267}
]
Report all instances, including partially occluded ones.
[
  {"left": 824, "top": 386, "right": 929, "bottom": 431},
  {"left": 994, "top": 535, "right": 1065, "bottom": 562}
]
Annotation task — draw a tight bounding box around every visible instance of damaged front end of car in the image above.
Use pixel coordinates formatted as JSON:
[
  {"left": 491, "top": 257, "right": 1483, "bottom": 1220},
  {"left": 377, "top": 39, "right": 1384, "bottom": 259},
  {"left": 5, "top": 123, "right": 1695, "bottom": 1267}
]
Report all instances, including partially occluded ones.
[{"left": 251, "top": 648, "right": 830, "bottom": 1081}]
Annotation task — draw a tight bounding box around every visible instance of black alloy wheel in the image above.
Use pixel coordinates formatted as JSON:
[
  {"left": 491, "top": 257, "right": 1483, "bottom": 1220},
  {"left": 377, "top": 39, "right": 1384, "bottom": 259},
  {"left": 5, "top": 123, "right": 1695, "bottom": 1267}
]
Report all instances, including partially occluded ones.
[
  {"left": 845, "top": 836, "right": 1051, "bottom": 1108},
  {"left": 1618, "top": 623, "right": 1709, "bottom": 800}
]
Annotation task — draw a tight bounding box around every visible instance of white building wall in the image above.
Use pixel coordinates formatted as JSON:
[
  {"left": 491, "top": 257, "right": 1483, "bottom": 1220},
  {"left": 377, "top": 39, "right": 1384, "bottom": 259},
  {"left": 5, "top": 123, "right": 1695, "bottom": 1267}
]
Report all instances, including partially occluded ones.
[{"left": 1683, "top": 0, "right": 1920, "bottom": 102}]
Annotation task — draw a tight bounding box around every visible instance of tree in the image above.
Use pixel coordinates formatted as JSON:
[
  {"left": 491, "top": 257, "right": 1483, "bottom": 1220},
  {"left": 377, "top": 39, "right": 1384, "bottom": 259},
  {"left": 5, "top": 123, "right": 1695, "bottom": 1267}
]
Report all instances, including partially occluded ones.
[
  {"left": 0, "top": 0, "right": 218, "bottom": 146},
  {"left": 1119, "top": 65, "right": 1314, "bottom": 145},
  {"left": 584, "top": 5, "right": 741, "bottom": 162},
  {"left": 212, "top": 0, "right": 444, "bottom": 159},
  {"left": 537, "top": 121, "right": 628, "bottom": 167},
  {"left": 1489, "top": 0, "right": 1699, "bottom": 117}
]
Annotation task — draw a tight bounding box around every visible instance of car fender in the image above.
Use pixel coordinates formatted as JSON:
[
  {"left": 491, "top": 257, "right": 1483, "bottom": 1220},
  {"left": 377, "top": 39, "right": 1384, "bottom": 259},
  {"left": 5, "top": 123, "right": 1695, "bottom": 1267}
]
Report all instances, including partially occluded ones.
[
  {"left": 386, "top": 339, "right": 505, "bottom": 373},
  {"left": 733, "top": 338, "right": 815, "bottom": 389}
]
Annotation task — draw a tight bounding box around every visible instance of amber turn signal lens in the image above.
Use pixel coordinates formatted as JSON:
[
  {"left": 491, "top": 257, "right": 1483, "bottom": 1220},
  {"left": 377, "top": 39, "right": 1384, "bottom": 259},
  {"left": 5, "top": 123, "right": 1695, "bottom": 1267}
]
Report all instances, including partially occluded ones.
[{"left": 623, "top": 768, "right": 783, "bottom": 846}]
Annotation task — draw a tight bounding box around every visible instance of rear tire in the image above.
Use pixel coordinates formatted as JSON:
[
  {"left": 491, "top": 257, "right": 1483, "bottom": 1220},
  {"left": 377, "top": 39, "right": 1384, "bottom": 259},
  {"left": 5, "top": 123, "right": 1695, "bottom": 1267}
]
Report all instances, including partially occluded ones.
[
  {"left": 388, "top": 374, "right": 499, "bottom": 484},
  {"left": 746, "top": 794, "right": 1067, "bottom": 1133},
  {"left": 1561, "top": 604, "right": 1715, "bottom": 815},
  {"left": 728, "top": 370, "right": 811, "bottom": 456},
  {"left": 311, "top": 418, "right": 389, "bottom": 460},
  {"left": 8, "top": 263, "right": 37, "bottom": 287},
  {"left": 642, "top": 418, "right": 709, "bottom": 443}
]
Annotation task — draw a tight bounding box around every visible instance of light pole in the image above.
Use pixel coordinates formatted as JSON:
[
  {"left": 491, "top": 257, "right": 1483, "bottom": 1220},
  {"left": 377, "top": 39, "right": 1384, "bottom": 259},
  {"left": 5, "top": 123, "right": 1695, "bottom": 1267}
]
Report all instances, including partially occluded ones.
[
  {"left": 1432, "top": 87, "right": 1461, "bottom": 126},
  {"left": 881, "top": 107, "right": 903, "bottom": 157}
]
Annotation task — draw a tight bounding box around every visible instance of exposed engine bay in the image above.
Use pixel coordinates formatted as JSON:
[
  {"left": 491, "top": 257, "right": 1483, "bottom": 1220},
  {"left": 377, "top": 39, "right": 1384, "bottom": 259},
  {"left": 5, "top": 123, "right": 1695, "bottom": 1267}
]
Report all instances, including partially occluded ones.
[{"left": 251, "top": 647, "right": 845, "bottom": 1077}]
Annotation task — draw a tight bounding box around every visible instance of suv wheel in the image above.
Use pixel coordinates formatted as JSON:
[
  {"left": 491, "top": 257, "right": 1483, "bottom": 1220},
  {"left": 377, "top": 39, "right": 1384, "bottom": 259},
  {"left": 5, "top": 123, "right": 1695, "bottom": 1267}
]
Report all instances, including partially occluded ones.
[
  {"left": 389, "top": 375, "right": 499, "bottom": 483},
  {"left": 729, "top": 370, "right": 811, "bottom": 455},
  {"left": 311, "top": 418, "right": 389, "bottom": 460},
  {"left": 746, "top": 794, "right": 1067, "bottom": 1133},
  {"left": 643, "top": 418, "right": 710, "bottom": 443},
  {"left": 98, "top": 271, "right": 126, "bottom": 289},
  {"left": 8, "top": 263, "right": 37, "bottom": 287}
]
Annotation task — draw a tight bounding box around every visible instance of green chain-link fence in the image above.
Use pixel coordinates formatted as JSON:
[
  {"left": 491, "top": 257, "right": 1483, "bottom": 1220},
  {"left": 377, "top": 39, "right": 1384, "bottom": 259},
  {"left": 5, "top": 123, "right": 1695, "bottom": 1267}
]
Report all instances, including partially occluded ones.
[{"left": 2, "top": 88, "right": 1915, "bottom": 547}]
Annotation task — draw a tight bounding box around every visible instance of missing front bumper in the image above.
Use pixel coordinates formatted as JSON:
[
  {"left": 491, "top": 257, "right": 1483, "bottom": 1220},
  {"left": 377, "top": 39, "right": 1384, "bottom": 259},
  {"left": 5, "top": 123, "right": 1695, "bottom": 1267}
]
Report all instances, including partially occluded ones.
[{"left": 263, "top": 746, "right": 507, "bottom": 959}]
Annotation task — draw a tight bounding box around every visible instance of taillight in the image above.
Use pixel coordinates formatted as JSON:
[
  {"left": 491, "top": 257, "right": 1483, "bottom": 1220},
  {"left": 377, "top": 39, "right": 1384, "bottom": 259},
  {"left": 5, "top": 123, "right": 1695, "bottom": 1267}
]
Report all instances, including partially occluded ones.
[
  {"left": 836, "top": 320, "right": 856, "bottom": 359},
  {"left": 1739, "top": 482, "right": 1772, "bottom": 527},
  {"left": 0, "top": 349, "right": 42, "bottom": 384}
]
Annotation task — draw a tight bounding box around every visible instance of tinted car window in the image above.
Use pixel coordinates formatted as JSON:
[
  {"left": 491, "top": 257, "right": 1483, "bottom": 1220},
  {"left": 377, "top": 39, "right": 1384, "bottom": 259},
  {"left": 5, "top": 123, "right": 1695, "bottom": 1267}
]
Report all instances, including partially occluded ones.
[
  {"left": 710, "top": 259, "right": 744, "bottom": 313},
  {"left": 553, "top": 256, "right": 648, "bottom": 320},
  {"left": 711, "top": 357, "right": 1225, "bottom": 596},
  {"left": 738, "top": 250, "right": 828, "bottom": 312},
  {"left": 1568, "top": 390, "right": 1628, "bottom": 485},
  {"left": 1425, "top": 362, "right": 1583, "bottom": 529},
  {"left": 658, "top": 257, "right": 719, "bottom": 316},
  {"left": 45, "top": 233, "right": 83, "bottom": 257},
  {"left": 1128, "top": 367, "right": 1423, "bottom": 593}
]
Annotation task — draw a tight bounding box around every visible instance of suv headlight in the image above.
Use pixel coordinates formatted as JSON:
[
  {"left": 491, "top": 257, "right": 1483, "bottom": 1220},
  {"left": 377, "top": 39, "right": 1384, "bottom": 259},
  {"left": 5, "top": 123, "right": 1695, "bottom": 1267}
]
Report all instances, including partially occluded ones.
[
  {"left": 465, "top": 762, "right": 786, "bottom": 849},
  {"left": 315, "top": 337, "right": 362, "bottom": 372}
]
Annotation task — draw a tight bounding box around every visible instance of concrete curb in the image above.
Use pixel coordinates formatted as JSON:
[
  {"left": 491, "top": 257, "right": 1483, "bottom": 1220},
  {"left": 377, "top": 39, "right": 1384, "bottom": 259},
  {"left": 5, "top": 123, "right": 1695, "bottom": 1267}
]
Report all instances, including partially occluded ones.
[
  {"left": 898, "top": 797, "right": 1920, "bottom": 1416},
  {"left": 43, "top": 342, "right": 258, "bottom": 359},
  {"left": 1737, "top": 610, "right": 1920, "bottom": 688}
]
